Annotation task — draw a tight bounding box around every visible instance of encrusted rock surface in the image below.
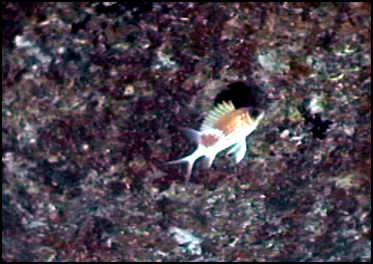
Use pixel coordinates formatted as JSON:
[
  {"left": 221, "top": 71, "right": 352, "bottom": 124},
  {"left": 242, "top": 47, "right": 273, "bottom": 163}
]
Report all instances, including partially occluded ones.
[{"left": 2, "top": 2, "right": 370, "bottom": 261}]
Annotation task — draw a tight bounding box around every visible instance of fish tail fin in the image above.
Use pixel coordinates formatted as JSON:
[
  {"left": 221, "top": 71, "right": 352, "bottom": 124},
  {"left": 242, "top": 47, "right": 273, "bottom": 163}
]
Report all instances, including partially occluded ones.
[{"left": 177, "top": 126, "right": 201, "bottom": 144}]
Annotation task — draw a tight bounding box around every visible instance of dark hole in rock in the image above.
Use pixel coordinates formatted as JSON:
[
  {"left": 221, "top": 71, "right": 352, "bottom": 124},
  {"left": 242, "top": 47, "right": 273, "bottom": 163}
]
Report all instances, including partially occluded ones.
[{"left": 214, "top": 80, "right": 266, "bottom": 117}]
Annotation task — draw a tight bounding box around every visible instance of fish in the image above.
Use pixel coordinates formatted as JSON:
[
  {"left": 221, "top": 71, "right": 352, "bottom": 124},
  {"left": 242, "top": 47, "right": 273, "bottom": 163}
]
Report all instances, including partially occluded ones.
[{"left": 167, "top": 101, "right": 264, "bottom": 181}]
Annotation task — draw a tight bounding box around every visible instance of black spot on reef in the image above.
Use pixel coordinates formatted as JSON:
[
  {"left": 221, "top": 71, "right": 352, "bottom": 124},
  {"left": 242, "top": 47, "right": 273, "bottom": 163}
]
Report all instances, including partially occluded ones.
[
  {"left": 62, "top": 48, "right": 82, "bottom": 62},
  {"left": 298, "top": 103, "right": 333, "bottom": 140},
  {"left": 94, "top": 2, "right": 153, "bottom": 23},
  {"left": 316, "top": 30, "right": 336, "bottom": 51},
  {"left": 309, "top": 114, "right": 333, "bottom": 139},
  {"left": 71, "top": 14, "right": 91, "bottom": 34}
]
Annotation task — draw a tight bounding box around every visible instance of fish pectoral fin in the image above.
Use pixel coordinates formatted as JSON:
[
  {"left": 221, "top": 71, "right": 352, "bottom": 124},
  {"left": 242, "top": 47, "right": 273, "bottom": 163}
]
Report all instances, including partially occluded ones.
[
  {"left": 227, "top": 143, "right": 240, "bottom": 156},
  {"left": 227, "top": 141, "right": 247, "bottom": 163}
]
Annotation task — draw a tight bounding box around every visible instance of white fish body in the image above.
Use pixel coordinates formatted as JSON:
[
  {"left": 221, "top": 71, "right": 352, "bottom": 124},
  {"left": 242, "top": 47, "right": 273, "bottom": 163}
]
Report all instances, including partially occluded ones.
[{"left": 167, "top": 101, "right": 264, "bottom": 181}]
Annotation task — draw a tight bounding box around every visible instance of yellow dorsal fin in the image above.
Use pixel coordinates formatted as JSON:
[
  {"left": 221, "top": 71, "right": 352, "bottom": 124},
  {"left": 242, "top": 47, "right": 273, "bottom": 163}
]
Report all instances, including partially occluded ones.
[{"left": 201, "top": 101, "right": 236, "bottom": 130}]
